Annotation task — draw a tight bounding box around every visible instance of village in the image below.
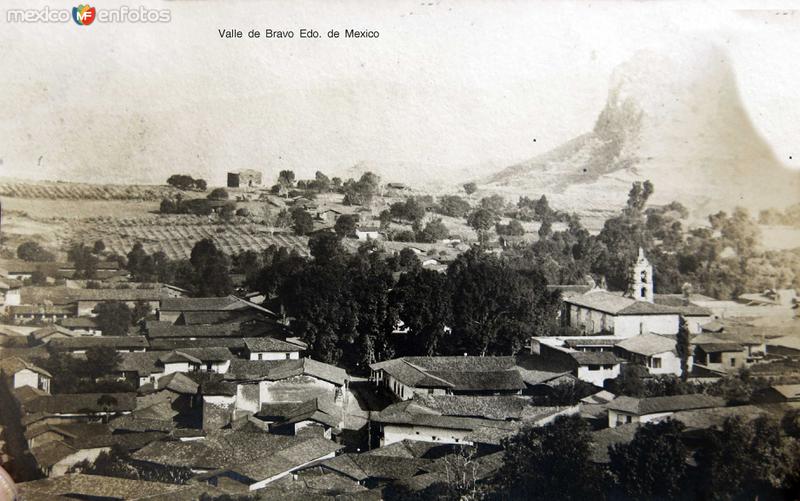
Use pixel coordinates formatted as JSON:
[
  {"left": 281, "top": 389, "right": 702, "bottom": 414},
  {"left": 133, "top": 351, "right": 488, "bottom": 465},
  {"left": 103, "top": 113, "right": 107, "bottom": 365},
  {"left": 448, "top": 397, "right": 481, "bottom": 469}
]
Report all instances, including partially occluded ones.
[{"left": 0, "top": 168, "right": 798, "bottom": 500}]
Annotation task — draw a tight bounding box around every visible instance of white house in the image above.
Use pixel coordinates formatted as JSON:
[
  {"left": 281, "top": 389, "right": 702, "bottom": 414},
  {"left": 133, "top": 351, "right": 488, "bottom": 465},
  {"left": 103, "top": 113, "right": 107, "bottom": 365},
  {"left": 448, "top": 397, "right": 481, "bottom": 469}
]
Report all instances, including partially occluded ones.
[
  {"left": 606, "top": 394, "right": 726, "bottom": 428},
  {"left": 0, "top": 357, "right": 52, "bottom": 393},
  {"left": 614, "top": 333, "right": 686, "bottom": 376},
  {"left": 243, "top": 337, "right": 303, "bottom": 361}
]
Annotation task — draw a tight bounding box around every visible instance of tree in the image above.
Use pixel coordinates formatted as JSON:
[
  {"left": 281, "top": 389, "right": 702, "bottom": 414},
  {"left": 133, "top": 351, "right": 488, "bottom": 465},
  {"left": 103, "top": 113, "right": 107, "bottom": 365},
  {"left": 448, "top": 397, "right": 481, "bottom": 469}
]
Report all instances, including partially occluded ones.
[
  {"left": 463, "top": 182, "right": 477, "bottom": 195},
  {"left": 167, "top": 174, "right": 202, "bottom": 191},
  {"left": 391, "top": 268, "right": 452, "bottom": 356},
  {"left": 308, "top": 233, "right": 344, "bottom": 265},
  {"left": 67, "top": 243, "right": 99, "bottom": 279},
  {"left": 95, "top": 301, "right": 132, "bottom": 336},
  {"left": 188, "top": 239, "right": 233, "bottom": 297},
  {"left": 193, "top": 178, "right": 207, "bottom": 191},
  {"left": 609, "top": 419, "right": 689, "bottom": 500},
  {"left": 92, "top": 240, "right": 106, "bottom": 254},
  {"left": 417, "top": 218, "right": 449, "bottom": 243},
  {"left": 437, "top": 195, "right": 471, "bottom": 218},
  {"left": 676, "top": 315, "right": 691, "bottom": 381},
  {"left": 695, "top": 416, "right": 800, "bottom": 500},
  {"left": 17, "top": 241, "right": 55, "bottom": 262},
  {"left": 207, "top": 188, "right": 229, "bottom": 200},
  {"left": 492, "top": 415, "right": 605, "bottom": 500},
  {"left": 278, "top": 170, "right": 296, "bottom": 187},
  {"left": 291, "top": 208, "right": 314, "bottom": 236},
  {"left": 447, "top": 249, "right": 559, "bottom": 355},
  {"left": 496, "top": 219, "right": 525, "bottom": 236},
  {"left": 334, "top": 214, "right": 358, "bottom": 238},
  {"left": 479, "top": 194, "right": 506, "bottom": 215},
  {"left": 131, "top": 301, "right": 151, "bottom": 325},
  {"left": 312, "top": 171, "right": 331, "bottom": 192},
  {"left": 342, "top": 172, "right": 381, "bottom": 206},
  {"left": 467, "top": 208, "right": 495, "bottom": 244},
  {"left": 85, "top": 346, "right": 122, "bottom": 380}
]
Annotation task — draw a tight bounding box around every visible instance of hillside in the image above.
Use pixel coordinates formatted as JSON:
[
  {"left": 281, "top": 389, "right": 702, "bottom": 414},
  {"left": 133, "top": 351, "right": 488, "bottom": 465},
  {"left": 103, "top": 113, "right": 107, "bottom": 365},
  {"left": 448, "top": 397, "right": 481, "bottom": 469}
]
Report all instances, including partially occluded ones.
[{"left": 483, "top": 44, "right": 800, "bottom": 218}]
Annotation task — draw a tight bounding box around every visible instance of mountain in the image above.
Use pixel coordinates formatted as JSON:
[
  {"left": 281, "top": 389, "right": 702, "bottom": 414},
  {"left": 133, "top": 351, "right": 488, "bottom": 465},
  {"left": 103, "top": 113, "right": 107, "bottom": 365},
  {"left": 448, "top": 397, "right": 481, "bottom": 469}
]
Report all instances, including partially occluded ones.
[{"left": 483, "top": 44, "right": 800, "bottom": 219}]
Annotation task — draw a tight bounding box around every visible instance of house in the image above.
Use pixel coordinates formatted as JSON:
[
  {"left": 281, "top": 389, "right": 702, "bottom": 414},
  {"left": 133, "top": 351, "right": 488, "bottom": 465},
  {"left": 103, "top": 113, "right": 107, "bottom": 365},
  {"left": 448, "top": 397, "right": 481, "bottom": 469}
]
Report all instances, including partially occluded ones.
[
  {"left": 530, "top": 338, "right": 624, "bottom": 387},
  {"left": 10, "top": 304, "right": 75, "bottom": 323},
  {"left": 29, "top": 325, "right": 79, "bottom": 345},
  {"left": 157, "top": 295, "right": 271, "bottom": 323},
  {"left": 23, "top": 393, "right": 137, "bottom": 425},
  {"left": 59, "top": 317, "right": 102, "bottom": 336},
  {"left": 691, "top": 334, "right": 749, "bottom": 373},
  {"left": 751, "top": 384, "right": 800, "bottom": 404},
  {"left": 258, "top": 397, "right": 343, "bottom": 439},
  {"left": 560, "top": 250, "right": 711, "bottom": 337},
  {"left": 132, "top": 431, "right": 342, "bottom": 491},
  {"left": 371, "top": 394, "right": 576, "bottom": 446},
  {"left": 137, "top": 372, "right": 200, "bottom": 414},
  {"left": 14, "top": 286, "right": 168, "bottom": 318},
  {"left": 117, "top": 348, "right": 233, "bottom": 387},
  {"left": 48, "top": 336, "right": 149, "bottom": 354},
  {"left": 243, "top": 337, "right": 304, "bottom": 360},
  {"left": 309, "top": 452, "right": 432, "bottom": 490},
  {"left": 0, "top": 259, "right": 65, "bottom": 281},
  {"left": 606, "top": 394, "right": 726, "bottom": 428},
  {"left": 355, "top": 226, "right": 382, "bottom": 241},
  {"left": 16, "top": 473, "right": 214, "bottom": 499},
  {"left": 223, "top": 358, "right": 349, "bottom": 415},
  {"left": 614, "top": 333, "right": 684, "bottom": 376},
  {"left": 370, "top": 356, "right": 526, "bottom": 401},
  {"left": 228, "top": 169, "right": 263, "bottom": 188},
  {"left": 766, "top": 335, "right": 800, "bottom": 360},
  {"left": 0, "top": 357, "right": 51, "bottom": 393}
]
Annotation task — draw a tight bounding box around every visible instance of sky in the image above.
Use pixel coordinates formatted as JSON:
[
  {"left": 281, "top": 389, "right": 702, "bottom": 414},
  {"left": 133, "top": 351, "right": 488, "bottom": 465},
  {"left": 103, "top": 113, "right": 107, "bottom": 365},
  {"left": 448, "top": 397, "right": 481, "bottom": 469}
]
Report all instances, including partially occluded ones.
[{"left": 1, "top": 0, "right": 799, "bottom": 186}]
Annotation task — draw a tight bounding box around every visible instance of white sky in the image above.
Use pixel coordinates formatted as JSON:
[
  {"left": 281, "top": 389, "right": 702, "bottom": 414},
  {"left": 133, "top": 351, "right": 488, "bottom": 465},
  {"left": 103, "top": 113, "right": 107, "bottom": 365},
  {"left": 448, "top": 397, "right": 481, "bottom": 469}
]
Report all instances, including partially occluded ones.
[{"left": 1, "top": 0, "right": 799, "bottom": 185}]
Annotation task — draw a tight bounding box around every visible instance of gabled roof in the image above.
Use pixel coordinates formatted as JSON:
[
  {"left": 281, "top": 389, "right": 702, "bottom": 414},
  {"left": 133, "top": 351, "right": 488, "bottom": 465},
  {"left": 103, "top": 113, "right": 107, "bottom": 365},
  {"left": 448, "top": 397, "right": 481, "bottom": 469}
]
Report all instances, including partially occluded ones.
[
  {"left": 321, "top": 454, "right": 431, "bottom": 482},
  {"left": 767, "top": 335, "right": 800, "bottom": 351},
  {"left": 30, "top": 440, "right": 78, "bottom": 467},
  {"left": 566, "top": 290, "right": 711, "bottom": 316},
  {"left": 16, "top": 474, "right": 188, "bottom": 500},
  {"left": 144, "top": 322, "right": 241, "bottom": 339},
  {"left": 0, "top": 356, "right": 52, "bottom": 378},
  {"left": 155, "top": 372, "right": 199, "bottom": 395},
  {"left": 244, "top": 337, "right": 304, "bottom": 353},
  {"left": 616, "top": 333, "right": 677, "bottom": 356},
  {"left": 30, "top": 325, "right": 77, "bottom": 341},
  {"left": 370, "top": 356, "right": 525, "bottom": 391},
  {"left": 225, "top": 358, "right": 348, "bottom": 386},
  {"left": 59, "top": 317, "right": 100, "bottom": 329},
  {"left": 606, "top": 394, "right": 726, "bottom": 415},
  {"left": 148, "top": 337, "right": 246, "bottom": 351},
  {"left": 770, "top": 384, "right": 800, "bottom": 400},
  {"left": 158, "top": 351, "right": 202, "bottom": 365},
  {"left": 265, "top": 397, "right": 342, "bottom": 429},
  {"left": 116, "top": 351, "right": 164, "bottom": 376}
]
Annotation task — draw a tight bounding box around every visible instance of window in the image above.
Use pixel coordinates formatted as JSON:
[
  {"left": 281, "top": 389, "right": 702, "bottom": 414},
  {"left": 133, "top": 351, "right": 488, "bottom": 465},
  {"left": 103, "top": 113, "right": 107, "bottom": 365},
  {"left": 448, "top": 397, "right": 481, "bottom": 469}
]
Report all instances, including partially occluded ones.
[
  {"left": 709, "top": 353, "right": 722, "bottom": 364},
  {"left": 730, "top": 358, "right": 736, "bottom": 367},
  {"left": 651, "top": 358, "right": 662, "bottom": 369},
  {"left": 285, "top": 353, "right": 291, "bottom": 360},
  {"left": 427, "top": 388, "right": 434, "bottom": 394},
  {"left": 258, "top": 353, "right": 263, "bottom": 361},
  {"left": 603, "top": 364, "right": 613, "bottom": 370},
  {"left": 588, "top": 364, "right": 600, "bottom": 371}
]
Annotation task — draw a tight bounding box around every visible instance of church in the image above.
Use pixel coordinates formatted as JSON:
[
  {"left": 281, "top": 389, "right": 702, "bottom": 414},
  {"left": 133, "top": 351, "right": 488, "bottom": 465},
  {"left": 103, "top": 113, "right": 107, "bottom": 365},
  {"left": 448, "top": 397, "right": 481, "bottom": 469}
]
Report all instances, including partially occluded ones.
[{"left": 560, "top": 248, "right": 712, "bottom": 338}]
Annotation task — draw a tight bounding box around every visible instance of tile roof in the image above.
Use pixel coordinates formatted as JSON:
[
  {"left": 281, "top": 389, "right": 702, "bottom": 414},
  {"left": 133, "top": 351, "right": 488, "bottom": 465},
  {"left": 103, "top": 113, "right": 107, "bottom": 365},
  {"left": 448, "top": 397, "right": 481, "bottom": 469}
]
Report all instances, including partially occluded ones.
[
  {"left": 154, "top": 372, "right": 199, "bottom": 395},
  {"left": 566, "top": 290, "right": 711, "bottom": 316},
  {"left": 59, "top": 317, "right": 100, "bottom": 329},
  {"left": 321, "top": 454, "right": 431, "bottom": 482},
  {"left": 244, "top": 337, "right": 304, "bottom": 352},
  {"left": 24, "top": 393, "right": 138, "bottom": 414},
  {"left": 144, "top": 322, "right": 241, "bottom": 339},
  {"left": 219, "top": 437, "right": 343, "bottom": 482},
  {"left": 116, "top": 351, "right": 164, "bottom": 376},
  {"left": 569, "top": 351, "right": 624, "bottom": 365},
  {"left": 147, "top": 337, "right": 246, "bottom": 351},
  {"left": 767, "top": 335, "right": 800, "bottom": 351},
  {"left": 616, "top": 333, "right": 677, "bottom": 356},
  {"left": 49, "top": 335, "right": 149, "bottom": 350},
  {"left": 30, "top": 440, "right": 78, "bottom": 467},
  {"left": 225, "top": 358, "right": 348, "bottom": 386},
  {"left": 370, "top": 356, "right": 525, "bottom": 391},
  {"left": 606, "top": 394, "right": 726, "bottom": 415},
  {"left": 30, "top": 325, "right": 77, "bottom": 341},
  {"left": 16, "top": 474, "right": 186, "bottom": 499},
  {"left": 0, "top": 356, "right": 51, "bottom": 378},
  {"left": 771, "top": 384, "right": 800, "bottom": 400},
  {"left": 160, "top": 296, "right": 244, "bottom": 312}
]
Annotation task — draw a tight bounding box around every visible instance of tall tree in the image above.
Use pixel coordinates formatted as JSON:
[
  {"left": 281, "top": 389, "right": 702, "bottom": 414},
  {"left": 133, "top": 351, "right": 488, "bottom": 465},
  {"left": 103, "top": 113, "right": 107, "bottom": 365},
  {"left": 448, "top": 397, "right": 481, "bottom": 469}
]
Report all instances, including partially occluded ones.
[
  {"left": 609, "top": 419, "right": 689, "bottom": 500},
  {"left": 95, "top": 301, "right": 132, "bottom": 336},
  {"left": 676, "top": 315, "right": 691, "bottom": 381},
  {"left": 492, "top": 415, "right": 605, "bottom": 500}
]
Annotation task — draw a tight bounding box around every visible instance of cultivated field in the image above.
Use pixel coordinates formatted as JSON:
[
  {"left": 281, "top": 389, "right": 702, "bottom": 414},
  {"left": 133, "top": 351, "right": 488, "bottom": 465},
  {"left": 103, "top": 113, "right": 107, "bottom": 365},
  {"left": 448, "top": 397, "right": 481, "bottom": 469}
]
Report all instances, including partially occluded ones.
[
  {"left": 68, "top": 215, "right": 309, "bottom": 259},
  {"left": 0, "top": 181, "right": 180, "bottom": 201}
]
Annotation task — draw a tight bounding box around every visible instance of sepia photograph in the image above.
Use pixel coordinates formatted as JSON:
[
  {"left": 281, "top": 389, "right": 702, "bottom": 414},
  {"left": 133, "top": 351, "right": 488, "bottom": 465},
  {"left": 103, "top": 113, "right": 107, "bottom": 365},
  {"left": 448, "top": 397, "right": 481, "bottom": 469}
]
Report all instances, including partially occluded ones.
[{"left": 0, "top": 0, "right": 799, "bottom": 499}]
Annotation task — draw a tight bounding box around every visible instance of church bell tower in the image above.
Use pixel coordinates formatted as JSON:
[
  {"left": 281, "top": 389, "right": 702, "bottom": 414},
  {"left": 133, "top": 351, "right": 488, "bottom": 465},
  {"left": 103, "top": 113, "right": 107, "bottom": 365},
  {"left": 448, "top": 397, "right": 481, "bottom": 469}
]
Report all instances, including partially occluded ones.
[{"left": 629, "top": 247, "right": 654, "bottom": 303}]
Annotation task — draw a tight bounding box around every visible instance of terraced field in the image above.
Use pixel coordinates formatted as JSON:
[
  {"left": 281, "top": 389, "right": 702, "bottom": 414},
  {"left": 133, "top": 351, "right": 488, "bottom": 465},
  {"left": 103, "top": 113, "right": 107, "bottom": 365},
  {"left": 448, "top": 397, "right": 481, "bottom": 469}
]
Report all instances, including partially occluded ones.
[{"left": 69, "top": 216, "right": 309, "bottom": 259}]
